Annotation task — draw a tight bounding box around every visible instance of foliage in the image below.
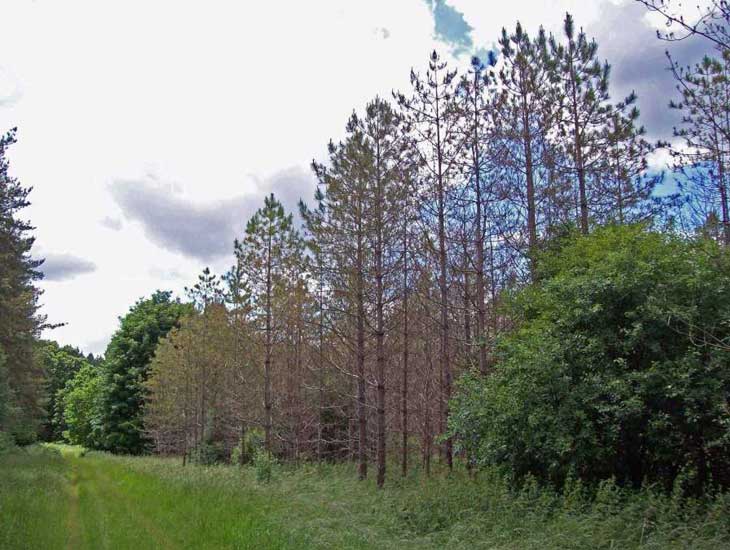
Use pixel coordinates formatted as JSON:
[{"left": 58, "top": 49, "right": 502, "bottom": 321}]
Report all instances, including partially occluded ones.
[
  {"left": 4, "top": 448, "right": 730, "bottom": 549},
  {"left": 37, "top": 340, "right": 90, "bottom": 441},
  {"left": 0, "top": 128, "right": 47, "bottom": 444},
  {"left": 96, "top": 291, "right": 192, "bottom": 454},
  {"left": 231, "top": 428, "right": 265, "bottom": 465},
  {"left": 0, "top": 430, "right": 16, "bottom": 455},
  {"left": 58, "top": 362, "right": 103, "bottom": 447},
  {"left": 233, "top": 193, "right": 305, "bottom": 453},
  {"left": 189, "top": 441, "right": 228, "bottom": 466},
  {"left": 144, "top": 303, "right": 253, "bottom": 459},
  {"left": 252, "top": 448, "right": 277, "bottom": 483},
  {"left": 0, "top": 345, "right": 11, "bottom": 434},
  {"left": 668, "top": 49, "right": 730, "bottom": 245},
  {"left": 450, "top": 225, "right": 730, "bottom": 491}
]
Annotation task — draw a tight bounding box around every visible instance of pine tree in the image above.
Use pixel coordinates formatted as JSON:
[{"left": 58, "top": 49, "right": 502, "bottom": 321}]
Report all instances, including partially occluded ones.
[
  {"left": 234, "top": 194, "right": 304, "bottom": 453},
  {"left": 550, "top": 13, "right": 613, "bottom": 234},
  {"left": 456, "top": 54, "right": 498, "bottom": 374},
  {"left": 493, "top": 24, "right": 556, "bottom": 271},
  {"left": 396, "top": 51, "right": 463, "bottom": 469},
  {"left": 669, "top": 51, "right": 730, "bottom": 244},
  {"left": 357, "top": 97, "right": 410, "bottom": 487},
  {"left": 0, "top": 128, "right": 47, "bottom": 443},
  {"left": 310, "top": 123, "right": 374, "bottom": 480},
  {"left": 597, "top": 96, "right": 660, "bottom": 224}
]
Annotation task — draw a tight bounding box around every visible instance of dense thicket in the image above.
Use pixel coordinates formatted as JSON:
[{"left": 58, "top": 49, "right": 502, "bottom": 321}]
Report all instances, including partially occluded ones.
[
  {"left": 450, "top": 225, "right": 730, "bottom": 492},
  {"left": 37, "top": 340, "right": 90, "bottom": 441}
]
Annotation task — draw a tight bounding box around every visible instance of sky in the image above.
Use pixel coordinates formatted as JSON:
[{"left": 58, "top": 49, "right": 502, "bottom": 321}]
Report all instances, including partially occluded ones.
[{"left": 0, "top": 0, "right": 713, "bottom": 355}]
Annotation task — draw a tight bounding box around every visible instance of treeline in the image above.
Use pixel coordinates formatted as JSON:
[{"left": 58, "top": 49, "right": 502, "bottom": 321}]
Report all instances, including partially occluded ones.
[
  {"left": 2, "top": 4, "right": 729, "bottom": 494},
  {"left": 128, "top": 10, "right": 725, "bottom": 490}
]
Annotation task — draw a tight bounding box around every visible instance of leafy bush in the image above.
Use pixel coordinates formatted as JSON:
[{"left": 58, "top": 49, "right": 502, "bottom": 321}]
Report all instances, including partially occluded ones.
[
  {"left": 231, "top": 428, "right": 265, "bottom": 465},
  {"left": 450, "top": 225, "right": 730, "bottom": 492},
  {"left": 0, "top": 431, "right": 16, "bottom": 455},
  {"left": 253, "top": 448, "right": 277, "bottom": 482},
  {"left": 189, "top": 441, "right": 228, "bottom": 466}
]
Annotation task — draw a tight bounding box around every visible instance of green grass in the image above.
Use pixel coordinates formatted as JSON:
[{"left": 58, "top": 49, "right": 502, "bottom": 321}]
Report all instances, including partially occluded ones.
[{"left": 2, "top": 445, "right": 730, "bottom": 549}]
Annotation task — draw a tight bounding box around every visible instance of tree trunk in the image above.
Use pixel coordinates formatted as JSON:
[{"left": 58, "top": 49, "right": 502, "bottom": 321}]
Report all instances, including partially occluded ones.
[
  {"left": 401, "top": 227, "right": 409, "bottom": 477},
  {"left": 264, "top": 231, "right": 273, "bottom": 453},
  {"left": 718, "top": 153, "right": 730, "bottom": 245},
  {"left": 473, "top": 73, "right": 488, "bottom": 374},
  {"left": 522, "top": 90, "right": 538, "bottom": 273},
  {"left": 375, "top": 143, "right": 386, "bottom": 489},
  {"left": 434, "top": 78, "right": 453, "bottom": 470},
  {"left": 356, "top": 219, "right": 368, "bottom": 481}
]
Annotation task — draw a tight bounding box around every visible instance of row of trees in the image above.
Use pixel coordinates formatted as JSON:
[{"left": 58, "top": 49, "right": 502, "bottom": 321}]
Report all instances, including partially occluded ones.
[
  {"left": 135, "top": 11, "right": 729, "bottom": 489},
  {"left": 6, "top": 3, "right": 729, "bottom": 494}
]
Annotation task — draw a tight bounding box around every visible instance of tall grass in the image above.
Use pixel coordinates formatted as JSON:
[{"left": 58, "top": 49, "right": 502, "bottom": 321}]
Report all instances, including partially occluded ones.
[
  {"left": 2, "top": 445, "right": 729, "bottom": 549},
  {"left": 0, "top": 445, "right": 69, "bottom": 549}
]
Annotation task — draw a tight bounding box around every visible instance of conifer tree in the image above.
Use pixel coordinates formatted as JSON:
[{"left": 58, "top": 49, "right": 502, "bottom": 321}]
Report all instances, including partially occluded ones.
[
  {"left": 550, "top": 13, "right": 612, "bottom": 234},
  {"left": 0, "top": 128, "right": 47, "bottom": 443},
  {"left": 234, "top": 194, "right": 304, "bottom": 452},
  {"left": 310, "top": 123, "right": 374, "bottom": 480},
  {"left": 493, "top": 24, "right": 556, "bottom": 271},
  {"left": 357, "top": 97, "right": 410, "bottom": 487},
  {"left": 456, "top": 54, "right": 498, "bottom": 374},
  {"left": 597, "top": 96, "right": 660, "bottom": 224},
  {"left": 669, "top": 51, "right": 730, "bottom": 244},
  {"left": 396, "top": 51, "right": 463, "bottom": 469}
]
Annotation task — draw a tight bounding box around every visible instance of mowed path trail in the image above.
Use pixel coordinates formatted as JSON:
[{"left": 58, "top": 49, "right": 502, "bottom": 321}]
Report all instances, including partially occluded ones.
[{"left": 0, "top": 445, "right": 299, "bottom": 550}]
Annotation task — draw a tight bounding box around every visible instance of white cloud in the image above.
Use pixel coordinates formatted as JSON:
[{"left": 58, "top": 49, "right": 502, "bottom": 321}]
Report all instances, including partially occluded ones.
[{"left": 0, "top": 0, "right": 715, "bottom": 355}]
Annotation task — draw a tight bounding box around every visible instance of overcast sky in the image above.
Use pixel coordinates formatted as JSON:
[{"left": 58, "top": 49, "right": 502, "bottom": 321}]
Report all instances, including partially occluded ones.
[{"left": 0, "top": 0, "right": 712, "bottom": 355}]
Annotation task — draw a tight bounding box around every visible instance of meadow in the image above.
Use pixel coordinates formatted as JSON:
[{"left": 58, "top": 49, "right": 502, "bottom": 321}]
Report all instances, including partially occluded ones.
[{"left": 2, "top": 444, "right": 730, "bottom": 549}]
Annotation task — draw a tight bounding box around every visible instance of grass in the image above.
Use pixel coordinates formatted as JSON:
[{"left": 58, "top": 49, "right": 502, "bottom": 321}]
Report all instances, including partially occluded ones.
[{"left": 1, "top": 444, "right": 730, "bottom": 549}]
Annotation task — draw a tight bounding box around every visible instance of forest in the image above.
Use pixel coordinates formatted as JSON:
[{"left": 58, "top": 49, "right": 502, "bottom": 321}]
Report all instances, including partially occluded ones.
[{"left": 2, "top": 1, "right": 730, "bottom": 548}]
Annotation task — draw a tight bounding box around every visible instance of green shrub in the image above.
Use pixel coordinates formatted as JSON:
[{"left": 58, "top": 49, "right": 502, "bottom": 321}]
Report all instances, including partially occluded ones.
[
  {"left": 0, "top": 431, "right": 16, "bottom": 455},
  {"left": 253, "top": 448, "right": 276, "bottom": 483},
  {"left": 450, "top": 225, "right": 730, "bottom": 492},
  {"left": 231, "top": 428, "right": 265, "bottom": 465},
  {"left": 189, "top": 441, "right": 227, "bottom": 465}
]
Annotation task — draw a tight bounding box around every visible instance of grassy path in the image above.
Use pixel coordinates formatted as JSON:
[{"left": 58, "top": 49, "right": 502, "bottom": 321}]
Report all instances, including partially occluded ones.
[{"left": 0, "top": 445, "right": 298, "bottom": 549}]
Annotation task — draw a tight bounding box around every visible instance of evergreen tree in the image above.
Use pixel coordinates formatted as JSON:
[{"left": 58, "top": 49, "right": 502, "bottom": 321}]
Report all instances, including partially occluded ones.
[
  {"left": 597, "top": 96, "right": 660, "bottom": 224},
  {"left": 0, "top": 128, "right": 47, "bottom": 443},
  {"left": 669, "top": 51, "right": 730, "bottom": 244},
  {"left": 396, "top": 51, "right": 463, "bottom": 469},
  {"left": 456, "top": 54, "right": 499, "bottom": 374},
  {"left": 310, "top": 129, "right": 374, "bottom": 479},
  {"left": 550, "top": 13, "right": 612, "bottom": 233},
  {"left": 358, "top": 97, "right": 410, "bottom": 487},
  {"left": 493, "top": 24, "right": 557, "bottom": 271},
  {"left": 233, "top": 194, "right": 304, "bottom": 453}
]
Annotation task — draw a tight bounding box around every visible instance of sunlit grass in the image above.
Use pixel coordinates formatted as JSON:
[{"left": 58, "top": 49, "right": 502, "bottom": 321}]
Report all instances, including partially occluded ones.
[
  {"left": 0, "top": 445, "right": 70, "bottom": 549},
  {"left": 1, "top": 445, "right": 730, "bottom": 549}
]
